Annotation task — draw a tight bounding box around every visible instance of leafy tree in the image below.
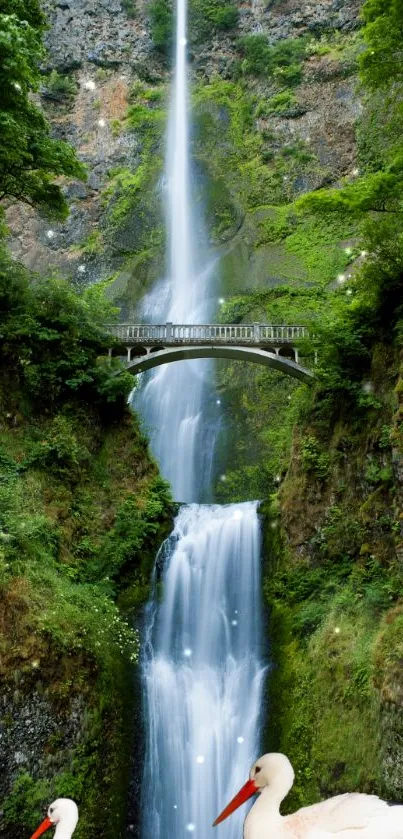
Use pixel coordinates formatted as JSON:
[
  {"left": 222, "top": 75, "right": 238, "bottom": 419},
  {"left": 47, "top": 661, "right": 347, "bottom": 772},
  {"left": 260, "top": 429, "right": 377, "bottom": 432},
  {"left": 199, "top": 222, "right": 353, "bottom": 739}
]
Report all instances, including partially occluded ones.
[
  {"left": 297, "top": 167, "right": 403, "bottom": 216},
  {"left": 0, "top": 249, "right": 133, "bottom": 416},
  {"left": 0, "top": 0, "right": 85, "bottom": 218},
  {"left": 360, "top": 0, "right": 403, "bottom": 88}
]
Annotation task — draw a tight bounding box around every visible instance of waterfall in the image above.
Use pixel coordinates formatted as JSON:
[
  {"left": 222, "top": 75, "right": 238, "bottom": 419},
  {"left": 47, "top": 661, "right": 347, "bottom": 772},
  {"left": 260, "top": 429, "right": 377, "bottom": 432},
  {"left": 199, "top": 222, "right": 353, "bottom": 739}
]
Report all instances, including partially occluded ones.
[
  {"left": 142, "top": 504, "right": 266, "bottom": 838},
  {"left": 133, "top": 0, "right": 214, "bottom": 503},
  {"left": 137, "top": 0, "right": 267, "bottom": 832}
]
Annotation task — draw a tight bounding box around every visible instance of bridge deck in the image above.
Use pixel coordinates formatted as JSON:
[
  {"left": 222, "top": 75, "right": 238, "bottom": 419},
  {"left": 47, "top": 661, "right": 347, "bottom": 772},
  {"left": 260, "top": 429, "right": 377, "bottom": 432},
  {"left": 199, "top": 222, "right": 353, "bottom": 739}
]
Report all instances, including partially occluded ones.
[{"left": 105, "top": 322, "right": 309, "bottom": 346}]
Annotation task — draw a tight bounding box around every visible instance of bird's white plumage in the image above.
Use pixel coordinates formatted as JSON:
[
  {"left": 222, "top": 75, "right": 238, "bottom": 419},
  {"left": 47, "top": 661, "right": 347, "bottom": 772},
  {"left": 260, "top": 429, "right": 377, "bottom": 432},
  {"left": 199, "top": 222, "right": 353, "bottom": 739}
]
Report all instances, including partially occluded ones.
[
  {"left": 240, "top": 754, "right": 403, "bottom": 839},
  {"left": 43, "top": 799, "right": 78, "bottom": 839}
]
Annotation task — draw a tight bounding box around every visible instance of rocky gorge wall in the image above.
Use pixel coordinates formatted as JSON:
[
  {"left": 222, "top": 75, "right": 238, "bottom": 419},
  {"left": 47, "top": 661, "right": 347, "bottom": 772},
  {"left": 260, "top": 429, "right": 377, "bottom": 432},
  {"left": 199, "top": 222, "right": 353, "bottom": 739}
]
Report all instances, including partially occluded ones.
[
  {"left": 0, "top": 262, "right": 174, "bottom": 838},
  {"left": 0, "top": 399, "right": 173, "bottom": 839},
  {"left": 5, "top": 0, "right": 403, "bottom": 830},
  {"left": 261, "top": 341, "right": 403, "bottom": 808},
  {"left": 7, "top": 0, "right": 362, "bottom": 301}
]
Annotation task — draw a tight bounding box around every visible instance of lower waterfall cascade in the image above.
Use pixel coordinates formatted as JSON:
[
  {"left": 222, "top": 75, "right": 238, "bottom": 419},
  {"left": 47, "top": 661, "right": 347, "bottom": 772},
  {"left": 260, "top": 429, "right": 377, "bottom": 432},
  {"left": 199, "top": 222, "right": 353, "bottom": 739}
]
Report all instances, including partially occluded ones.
[{"left": 141, "top": 503, "right": 266, "bottom": 838}]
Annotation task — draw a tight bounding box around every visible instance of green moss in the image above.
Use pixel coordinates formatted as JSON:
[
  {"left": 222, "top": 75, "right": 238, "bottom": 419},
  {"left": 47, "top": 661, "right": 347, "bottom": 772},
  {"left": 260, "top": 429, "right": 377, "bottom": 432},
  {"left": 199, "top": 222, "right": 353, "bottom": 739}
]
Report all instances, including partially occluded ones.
[
  {"left": 260, "top": 337, "right": 403, "bottom": 804},
  {"left": 0, "top": 406, "right": 173, "bottom": 838},
  {"left": 80, "top": 228, "right": 104, "bottom": 257},
  {"left": 263, "top": 528, "right": 400, "bottom": 806},
  {"left": 101, "top": 89, "right": 166, "bottom": 264}
]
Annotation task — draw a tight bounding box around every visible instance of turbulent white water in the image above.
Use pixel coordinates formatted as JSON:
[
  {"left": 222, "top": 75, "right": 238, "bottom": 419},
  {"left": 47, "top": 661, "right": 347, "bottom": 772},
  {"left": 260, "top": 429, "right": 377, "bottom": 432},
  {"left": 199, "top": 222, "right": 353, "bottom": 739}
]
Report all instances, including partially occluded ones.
[{"left": 142, "top": 503, "right": 266, "bottom": 839}]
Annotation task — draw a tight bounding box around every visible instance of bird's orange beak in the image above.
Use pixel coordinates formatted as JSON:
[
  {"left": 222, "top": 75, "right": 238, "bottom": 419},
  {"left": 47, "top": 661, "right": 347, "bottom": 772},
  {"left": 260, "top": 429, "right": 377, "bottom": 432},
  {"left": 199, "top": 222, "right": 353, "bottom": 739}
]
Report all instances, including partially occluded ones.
[
  {"left": 29, "top": 816, "right": 53, "bottom": 839},
  {"left": 213, "top": 778, "right": 258, "bottom": 826}
]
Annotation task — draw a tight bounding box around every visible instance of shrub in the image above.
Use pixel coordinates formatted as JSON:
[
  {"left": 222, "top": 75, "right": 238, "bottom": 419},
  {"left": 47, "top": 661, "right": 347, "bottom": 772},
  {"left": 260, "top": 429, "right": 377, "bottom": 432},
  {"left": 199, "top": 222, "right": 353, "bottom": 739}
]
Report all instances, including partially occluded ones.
[
  {"left": 301, "top": 435, "right": 330, "bottom": 479},
  {"left": 121, "top": 0, "right": 136, "bottom": 16},
  {"left": 211, "top": 4, "right": 238, "bottom": 29},
  {"left": 189, "top": 0, "right": 238, "bottom": 40},
  {"left": 86, "top": 476, "right": 172, "bottom": 581},
  {"left": 149, "top": 0, "right": 173, "bottom": 53},
  {"left": 238, "top": 35, "right": 306, "bottom": 82},
  {"left": 41, "top": 70, "right": 78, "bottom": 101},
  {"left": 26, "top": 415, "right": 90, "bottom": 482},
  {"left": 257, "top": 90, "right": 298, "bottom": 116}
]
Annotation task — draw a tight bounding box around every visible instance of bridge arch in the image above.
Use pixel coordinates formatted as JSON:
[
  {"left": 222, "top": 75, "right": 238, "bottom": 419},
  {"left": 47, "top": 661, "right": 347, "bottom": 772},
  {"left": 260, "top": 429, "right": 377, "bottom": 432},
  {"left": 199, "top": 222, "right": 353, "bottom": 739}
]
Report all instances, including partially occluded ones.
[
  {"left": 122, "top": 345, "right": 314, "bottom": 383},
  {"left": 277, "top": 344, "right": 297, "bottom": 361}
]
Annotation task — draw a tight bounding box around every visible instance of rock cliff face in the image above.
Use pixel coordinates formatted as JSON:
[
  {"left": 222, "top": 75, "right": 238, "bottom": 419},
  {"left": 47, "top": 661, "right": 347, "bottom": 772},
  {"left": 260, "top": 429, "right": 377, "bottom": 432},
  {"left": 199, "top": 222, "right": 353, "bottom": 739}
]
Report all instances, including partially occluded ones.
[
  {"left": 261, "top": 346, "right": 403, "bottom": 808},
  {"left": 7, "top": 0, "right": 361, "bottom": 302}
]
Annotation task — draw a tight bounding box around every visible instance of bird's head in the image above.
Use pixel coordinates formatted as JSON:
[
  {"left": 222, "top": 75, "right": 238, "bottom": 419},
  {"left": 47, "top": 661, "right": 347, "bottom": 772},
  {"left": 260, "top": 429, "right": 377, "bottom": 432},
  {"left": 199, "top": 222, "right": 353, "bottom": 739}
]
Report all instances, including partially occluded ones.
[
  {"left": 213, "top": 754, "right": 294, "bottom": 826},
  {"left": 29, "top": 799, "right": 79, "bottom": 839},
  {"left": 249, "top": 753, "right": 294, "bottom": 790}
]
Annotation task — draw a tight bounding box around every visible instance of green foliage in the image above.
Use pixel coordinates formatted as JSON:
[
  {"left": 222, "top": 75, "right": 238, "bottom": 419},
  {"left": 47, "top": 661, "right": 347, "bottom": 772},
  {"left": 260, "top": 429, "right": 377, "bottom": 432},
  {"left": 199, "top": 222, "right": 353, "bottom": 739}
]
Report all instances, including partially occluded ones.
[
  {"left": 149, "top": 0, "right": 173, "bottom": 53},
  {"left": 111, "top": 118, "right": 122, "bottom": 137},
  {"left": 290, "top": 0, "right": 403, "bottom": 417},
  {"left": 0, "top": 262, "right": 173, "bottom": 837},
  {"left": 3, "top": 773, "right": 52, "bottom": 830},
  {"left": 0, "top": 416, "right": 171, "bottom": 656},
  {"left": 304, "top": 30, "right": 361, "bottom": 75},
  {"left": 81, "top": 228, "right": 104, "bottom": 256},
  {"left": 264, "top": 500, "right": 403, "bottom": 806},
  {"left": 41, "top": 70, "right": 78, "bottom": 101},
  {"left": 26, "top": 415, "right": 91, "bottom": 481},
  {"left": 84, "top": 476, "right": 172, "bottom": 581},
  {"left": 297, "top": 167, "right": 403, "bottom": 216},
  {"left": 0, "top": 2, "right": 85, "bottom": 218},
  {"left": 0, "top": 249, "right": 132, "bottom": 416},
  {"left": 102, "top": 84, "right": 166, "bottom": 255},
  {"left": 300, "top": 435, "right": 330, "bottom": 479},
  {"left": 256, "top": 90, "right": 298, "bottom": 116},
  {"left": 149, "top": 0, "right": 238, "bottom": 51},
  {"left": 128, "top": 102, "right": 165, "bottom": 135},
  {"left": 360, "top": 0, "right": 403, "bottom": 89},
  {"left": 237, "top": 35, "right": 306, "bottom": 83},
  {"left": 121, "top": 0, "right": 136, "bottom": 17},
  {"left": 189, "top": 0, "right": 238, "bottom": 42}
]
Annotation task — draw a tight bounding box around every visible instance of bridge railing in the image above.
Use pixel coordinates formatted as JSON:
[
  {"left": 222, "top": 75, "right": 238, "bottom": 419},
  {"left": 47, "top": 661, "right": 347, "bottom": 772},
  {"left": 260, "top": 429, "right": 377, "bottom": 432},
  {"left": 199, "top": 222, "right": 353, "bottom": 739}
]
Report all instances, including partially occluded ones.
[{"left": 104, "top": 323, "right": 309, "bottom": 344}]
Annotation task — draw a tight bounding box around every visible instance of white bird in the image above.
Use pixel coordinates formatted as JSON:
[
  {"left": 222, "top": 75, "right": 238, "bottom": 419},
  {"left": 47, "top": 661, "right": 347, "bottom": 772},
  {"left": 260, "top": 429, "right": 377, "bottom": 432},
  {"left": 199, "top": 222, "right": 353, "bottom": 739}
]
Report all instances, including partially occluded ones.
[
  {"left": 213, "top": 753, "right": 403, "bottom": 838},
  {"left": 29, "top": 799, "right": 78, "bottom": 839}
]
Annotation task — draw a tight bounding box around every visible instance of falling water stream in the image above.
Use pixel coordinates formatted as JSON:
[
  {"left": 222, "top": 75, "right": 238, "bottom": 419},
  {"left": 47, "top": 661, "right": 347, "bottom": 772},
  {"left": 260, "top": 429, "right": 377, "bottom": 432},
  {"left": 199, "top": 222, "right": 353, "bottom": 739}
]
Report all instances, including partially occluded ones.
[
  {"left": 137, "top": 0, "right": 267, "bottom": 833},
  {"left": 133, "top": 0, "right": 214, "bottom": 502},
  {"left": 141, "top": 505, "right": 266, "bottom": 838}
]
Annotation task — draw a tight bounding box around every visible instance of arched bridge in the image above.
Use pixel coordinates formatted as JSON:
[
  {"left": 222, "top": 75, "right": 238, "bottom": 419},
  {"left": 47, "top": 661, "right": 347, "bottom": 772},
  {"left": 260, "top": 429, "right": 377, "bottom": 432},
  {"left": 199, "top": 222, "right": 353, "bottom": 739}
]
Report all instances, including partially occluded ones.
[{"left": 105, "top": 322, "right": 316, "bottom": 383}]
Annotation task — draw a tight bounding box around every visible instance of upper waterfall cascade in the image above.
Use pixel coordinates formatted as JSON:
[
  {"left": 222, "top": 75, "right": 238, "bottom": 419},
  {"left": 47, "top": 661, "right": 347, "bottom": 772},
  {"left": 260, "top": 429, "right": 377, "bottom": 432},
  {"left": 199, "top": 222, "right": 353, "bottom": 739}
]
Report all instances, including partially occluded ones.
[{"left": 132, "top": 0, "right": 213, "bottom": 503}]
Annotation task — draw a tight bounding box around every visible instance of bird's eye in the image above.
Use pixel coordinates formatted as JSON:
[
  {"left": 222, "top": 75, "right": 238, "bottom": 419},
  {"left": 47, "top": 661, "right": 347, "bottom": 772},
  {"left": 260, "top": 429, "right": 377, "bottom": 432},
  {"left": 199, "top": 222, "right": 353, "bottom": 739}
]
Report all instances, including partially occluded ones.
[
  {"left": 255, "top": 766, "right": 261, "bottom": 774},
  {"left": 49, "top": 808, "right": 54, "bottom": 814}
]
